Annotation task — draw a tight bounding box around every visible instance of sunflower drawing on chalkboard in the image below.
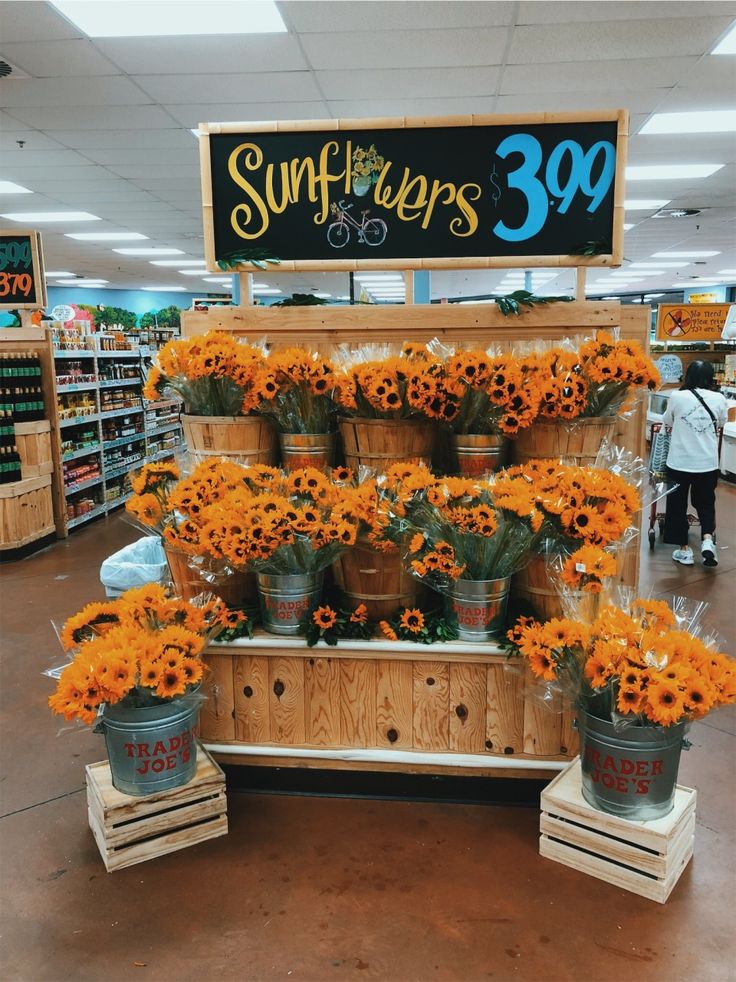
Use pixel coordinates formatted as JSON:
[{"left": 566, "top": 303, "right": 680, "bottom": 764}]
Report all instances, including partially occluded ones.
[{"left": 351, "top": 144, "right": 385, "bottom": 197}]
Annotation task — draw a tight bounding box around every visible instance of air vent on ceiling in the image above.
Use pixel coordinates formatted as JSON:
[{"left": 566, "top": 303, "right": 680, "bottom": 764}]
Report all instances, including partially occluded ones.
[
  {"left": 0, "top": 61, "right": 12, "bottom": 78},
  {"left": 0, "top": 56, "right": 30, "bottom": 79},
  {"left": 652, "top": 207, "right": 702, "bottom": 219}
]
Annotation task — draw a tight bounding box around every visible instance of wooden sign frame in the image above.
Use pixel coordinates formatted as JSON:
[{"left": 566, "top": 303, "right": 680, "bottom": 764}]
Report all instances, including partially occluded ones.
[
  {"left": 0, "top": 229, "right": 47, "bottom": 310},
  {"left": 199, "top": 110, "right": 628, "bottom": 274}
]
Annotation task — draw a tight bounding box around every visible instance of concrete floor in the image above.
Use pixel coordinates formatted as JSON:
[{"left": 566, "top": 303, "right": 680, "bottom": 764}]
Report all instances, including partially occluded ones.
[{"left": 1, "top": 486, "right": 735, "bottom": 982}]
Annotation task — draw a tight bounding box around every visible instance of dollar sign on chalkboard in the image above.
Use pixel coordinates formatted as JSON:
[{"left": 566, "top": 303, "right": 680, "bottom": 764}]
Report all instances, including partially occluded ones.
[{"left": 489, "top": 163, "right": 502, "bottom": 207}]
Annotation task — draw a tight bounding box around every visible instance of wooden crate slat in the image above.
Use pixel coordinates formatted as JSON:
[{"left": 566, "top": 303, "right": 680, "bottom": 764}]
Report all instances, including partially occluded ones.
[
  {"left": 412, "top": 661, "right": 450, "bottom": 751},
  {"left": 449, "top": 662, "right": 487, "bottom": 753},
  {"left": 486, "top": 663, "right": 524, "bottom": 755},
  {"left": 233, "top": 654, "right": 270, "bottom": 743},
  {"left": 268, "top": 656, "right": 306, "bottom": 744},
  {"left": 340, "top": 659, "right": 377, "bottom": 747},
  {"left": 90, "top": 809, "right": 228, "bottom": 873},
  {"left": 376, "top": 659, "right": 413, "bottom": 748},
  {"left": 94, "top": 795, "right": 227, "bottom": 849},
  {"left": 305, "top": 655, "right": 341, "bottom": 746}
]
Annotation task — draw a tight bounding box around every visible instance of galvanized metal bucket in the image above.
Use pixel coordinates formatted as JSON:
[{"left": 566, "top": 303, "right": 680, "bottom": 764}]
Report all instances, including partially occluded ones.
[
  {"left": 257, "top": 571, "right": 324, "bottom": 636},
  {"left": 452, "top": 433, "right": 507, "bottom": 476},
  {"left": 98, "top": 688, "right": 200, "bottom": 797},
  {"left": 578, "top": 706, "right": 687, "bottom": 820},
  {"left": 279, "top": 432, "right": 336, "bottom": 472},
  {"left": 449, "top": 576, "right": 511, "bottom": 641}
]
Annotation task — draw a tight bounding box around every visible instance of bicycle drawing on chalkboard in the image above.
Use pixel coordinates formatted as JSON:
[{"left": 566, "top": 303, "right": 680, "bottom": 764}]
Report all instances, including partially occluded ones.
[{"left": 327, "top": 200, "right": 387, "bottom": 249}]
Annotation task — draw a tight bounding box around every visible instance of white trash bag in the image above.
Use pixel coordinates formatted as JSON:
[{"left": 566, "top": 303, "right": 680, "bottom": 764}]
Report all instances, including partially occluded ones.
[{"left": 100, "top": 536, "right": 168, "bottom": 597}]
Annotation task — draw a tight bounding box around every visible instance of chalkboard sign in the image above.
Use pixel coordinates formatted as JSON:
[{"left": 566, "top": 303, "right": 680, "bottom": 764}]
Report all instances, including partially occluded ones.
[
  {"left": 0, "top": 229, "right": 46, "bottom": 309},
  {"left": 200, "top": 112, "right": 627, "bottom": 272}
]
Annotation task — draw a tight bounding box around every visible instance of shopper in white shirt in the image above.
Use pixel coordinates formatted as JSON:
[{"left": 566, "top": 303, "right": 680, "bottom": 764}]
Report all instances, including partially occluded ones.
[{"left": 663, "top": 361, "right": 728, "bottom": 566}]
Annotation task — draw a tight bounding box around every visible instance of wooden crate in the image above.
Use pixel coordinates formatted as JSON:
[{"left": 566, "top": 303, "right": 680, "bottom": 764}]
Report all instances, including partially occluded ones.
[
  {"left": 14, "top": 420, "right": 53, "bottom": 478},
  {"left": 86, "top": 744, "right": 228, "bottom": 872},
  {"left": 0, "top": 473, "right": 54, "bottom": 550},
  {"left": 539, "top": 758, "right": 696, "bottom": 903},
  {"left": 199, "top": 635, "right": 578, "bottom": 776}
]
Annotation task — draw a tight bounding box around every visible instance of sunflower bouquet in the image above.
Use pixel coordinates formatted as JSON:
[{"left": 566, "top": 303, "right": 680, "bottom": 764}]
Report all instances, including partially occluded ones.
[
  {"left": 506, "top": 596, "right": 736, "bottom": 727},
  {"left": 332, "top": 343, "right": 443, "bottom": 420},
  {"left": 48, "top": 583, "right": 244, "bottom": 726},
  {"left": 143, "top": 330, "right": 272, "bottom": 416},
  {"left": 258, "top": 346, "right": 338, "bottom": 434}
]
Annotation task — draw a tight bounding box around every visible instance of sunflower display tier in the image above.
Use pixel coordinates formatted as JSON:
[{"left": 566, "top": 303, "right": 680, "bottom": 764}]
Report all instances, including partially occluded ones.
[{"left": 197, "top": 631, "right": 577, "bottom": 778}]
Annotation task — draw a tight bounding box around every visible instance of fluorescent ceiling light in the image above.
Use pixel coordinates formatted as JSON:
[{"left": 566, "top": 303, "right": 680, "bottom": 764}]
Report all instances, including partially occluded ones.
[
  {"left": 44, "top": 271, "right": 73, "bottom": 277},
  {"left": 712, "top": 24, "right": 736, "bottom": 55},
  {"left": 624, "top": 200, "right": 670, "bottom": 211},
  {"left": 179, "top": 268, "right": 216, "bottom": 276},
  {"left": 151, "top": 259, "right": 206, "bottom": 267},
  {"left": 190, "top": 130, "right": 200, "bottom": 138},
  {"left": 313, "top": 292, "right": 332, "bottom": 298},
  {"left": 716, "top": 270, "right": 736, "bottom": 277},
  {"left": 0, "top": 181, "right": 32, "bottom": 195},
  {"left": 254, "top": 288, "right": 282, "bottom": 294},
  {"left": 354, "top": 273, "right": 402, "bottom": 280},
  {"left": 114, "top": 248, "right": 184, "bottom": 256},
  {"left": 629, "top": 262, "right": 690, "bottom": 269},
  {"left": 66, "top": 231, "right": 148, "bottom": 241},
  {"left": 55, "top": 278, "right": 108, "bottom": 285},
  {"left": 644, "top": 294, "right": 665, "bottom": 299},
  {"left": 50, "top": 1, "right": 286, "bottom": 37},
  {"left": 626, "top": 164, "right": 723, "bottom": 181},
  {"left": 141, "top": 286, "right": 187, "bottom": 292},
  {"left": 202, "top": 277, "right": 232, "bottom": 284},
  {"left": 640, "top": 110, "right": 736, "bottom": 135},
  {"left": 653, "top": 251, "right": 720, "bottom": 258},
  {"left": 630, "top": 298, "right": 643, "bottom": 303},
  {"left": 672, "top": 282, "right": 719, "bottom": 288},
  {"left": 0, "top": 211, "right": 100, "bottom": 222},
  {"left": 601, "top": 296, "right": 621, "bottom": 300},
  {"left": 623, "top": 224, "right": 635, "bottom": 231}
]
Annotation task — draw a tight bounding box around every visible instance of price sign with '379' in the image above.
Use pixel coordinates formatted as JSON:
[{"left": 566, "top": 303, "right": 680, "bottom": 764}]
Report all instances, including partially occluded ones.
[{"left": 0, "top": 230, "right": 46, "bottom": 309}]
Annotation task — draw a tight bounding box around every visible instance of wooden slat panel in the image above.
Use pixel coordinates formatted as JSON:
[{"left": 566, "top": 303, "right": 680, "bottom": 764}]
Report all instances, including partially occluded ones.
[
  {"left": 268, "top": 657, "right": 306, "bottom": 745},
  {"left": 449, "top": 663, "right": 487, "bottom": 753},
  {"left": 199, "top": 653, "right": 235, "bottom": 742},
  {"left": 412, "top": 661, "right": 450, "bottom": 752},
  {"left": 340, "top": 659, "right": 377, "bottom": 748},
  {"left": 523, "top": 693, "right": 562, "bottom": 757},
  {"left": 305, "top": 655, "right": 341, "bottom": 746},
  {"left": 486, "top": 664, "right": 524, "bottom": 755},
  {"left": 233, "top": 655, "right": 269, "bottom": 743},
  {"left": 376, "top": 660, "right": 413, "bottom": 748}
]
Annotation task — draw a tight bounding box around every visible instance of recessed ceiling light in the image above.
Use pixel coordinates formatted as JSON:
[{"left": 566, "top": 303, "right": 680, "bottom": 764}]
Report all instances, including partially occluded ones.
[
  {"left": 624, "top": 200, "right": 671, "bottom": 211},
  {"left": 653, "top": 251, "right": 720, "bottom": 258},
  {"left": 0, "top": 211, "right": 100, "bottom": 222},
  {"left": 671, "top": 281, "right": 719, "bottom": 288},
  {"left": 254, "top": 288, "right": 282, "bottom": 294},
  {"left": 55, "top": 278, "right": 108, "bottom": 285},
  {"left": 313, "top": 292, "right": 332, "bottom": 298},
  {"left": 44, "top": 271, "right": 74, "bottom": 277},
  {"left": 644, "top": 294, "right": 665, "bottom": 299},
  {"left": 354, "top": 273, "right": 403, "bottom": 281},
  {"left": 151, "top": 259, "right": 206, "bottom": 267},
  {"left": 66, "top": 232, "right": 148, "bottom": 241},
  {"left": 623, "top": 223, "right": 635, "bottom": 231},
  {"left": 601, "top": 296, "right": 621, "bottom": 300},
  {"left": 178, "top": 268, "right": 215, "bottom": 276},
  {"left": 0, "top": 181, "right": 32, "bottom": 195},
  {"left": 712, "top": 23, "right": 736, "bottom": 55},
  {"left": 190, "top": 129, "right": 200, "bottom": 139},
  {"left": 50, "top": 1, "right": 286, "bottom": 37},
  {"left": 716, "top": 269, "right": 736, "bottom": 277},
  {"left": 640, "top": 110, "right": 736, "bottom": 135},
  {"left": 626, "top": 164, "right": 724, "bottom": 181},
  {"left": 141, "top": 286, "right": 187, "bottom": 292},
  {"left": 113, "top": 248, "right": 184, "bottom": 256},
  {"left": 629, "top": 262, "right": 690, "bottom": 269},
  {"left": 630, "top": 298, "right": 643, "bottom": 303},
  {"left": 202, "top": 277, "right": 233, "bottom": 284}
]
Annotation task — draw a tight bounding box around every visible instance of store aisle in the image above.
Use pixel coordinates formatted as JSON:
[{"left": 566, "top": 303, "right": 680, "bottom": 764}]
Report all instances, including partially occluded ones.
[{"left": 1, "top": 494, "right": 734, "bottom": 982}]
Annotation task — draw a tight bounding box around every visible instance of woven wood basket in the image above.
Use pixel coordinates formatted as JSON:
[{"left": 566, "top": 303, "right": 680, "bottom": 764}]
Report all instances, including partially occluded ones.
[
  {"left": 164, "top": 543, "right": 258, "bottom": 609},
  {"left": 332, "top": 538, "right": 424, "bottom": 621},
  {"left": 181, "top": 415, "right": 277, "bottom": 465},
  {"left": 512, "top": 417, "right": 617, "bottom": 467}
]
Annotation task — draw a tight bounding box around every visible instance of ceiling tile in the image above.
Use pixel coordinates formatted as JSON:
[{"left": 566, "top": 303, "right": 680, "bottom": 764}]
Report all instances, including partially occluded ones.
[
  {"left": 283, "top": 1, "right": 515, "bottom": 31},
  {"left": 50, "top": 129, "right": 195, "bottom": 149},
  {"left": 166, "top": 103, "right": 329, "bottom": 127},
  {"left": 0, "top": 129, "right": 66, "bottom": 150},
  {"left": 327, "top": 97, "right": 498, "bottom": 117},
  {"left": 0, "top": 75, "right": 153, "bottom": 107},
  {"left": 517, "top": 1, "right": 736, "bottom": 22},
  {"left": 301, "top": 29, "right": 507, "bottom": 70},
  {"left": 0, "top": 1, "right": 82, "bottom": 41},
  {"left": 507, "top": 18, "right": 734, "bottom": 63},
  {"left": 106, "top": 164, "right": 199, "bottom": 180},
  {"left": 0, "top": 148, "right": 98, "bottom": 167},
  {"left": 0, "top": 39, "right": 120, "bottom": 76},
  {"left": 501, "top": 57, "right": 697, "bottom": 94},
  {"left": 494, "top": 92, "right": 662, "bottom": 114},
  {"left": 134, "top": 72, "right": 322, "bottom": 105},
  {"left": 5, "top": 105, "right": 179, "bottom": 129},
  {"left": 94, "top": 34, "right": 308, "bottom": 74},
  {"left": 80, "top": 148, "right": 198, "bottom": 167},
  {"left": 317, "top": 66, "right": 500, "bottom": 101}
]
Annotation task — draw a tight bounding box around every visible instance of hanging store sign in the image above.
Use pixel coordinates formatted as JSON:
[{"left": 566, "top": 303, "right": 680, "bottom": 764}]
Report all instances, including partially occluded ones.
[
  {"left": 0, "top": 229, "right": 46, "bottom": 309},
  {"left": 199, "top": 111, "right": 627, "bottom": 272},
  {"left": 656, "top": 303, "right": 734, "bottom": 342}
]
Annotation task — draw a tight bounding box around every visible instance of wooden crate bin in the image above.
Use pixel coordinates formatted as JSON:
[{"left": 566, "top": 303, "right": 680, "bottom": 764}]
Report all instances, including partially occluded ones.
[
  {"left": 539, "top": 758, "right": 696, "bottom": 903},
  {"left": 86, "top": 744, "right": 228, "bottom": 872},
  {"left": 14, "top": 420, "right": 53, "bottom": 478},
  {"left": 199, "top": 636, "right": 579, "bottom": 775},
  {"left": 0, "top": 474, "right": 54, "bottom": 551}
]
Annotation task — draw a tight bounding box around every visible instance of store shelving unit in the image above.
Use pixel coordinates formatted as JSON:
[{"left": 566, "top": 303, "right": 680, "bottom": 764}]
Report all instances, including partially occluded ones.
[{"left": 53, "top": 338, "right": 183, "bottom": 531}]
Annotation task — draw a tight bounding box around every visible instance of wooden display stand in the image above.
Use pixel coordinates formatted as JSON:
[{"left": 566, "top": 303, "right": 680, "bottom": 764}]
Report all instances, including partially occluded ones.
[
  {"left": 200, "top": 634, "right": 578, "bottom": 779},
  {"left": 86, "top": 744, "right": 228, "bottom": 872},
  {"left": 0, "top": 473, "right": 55, "bottom": 551},
  {"left": 14, "top": 419, "right": 53, "bottom": 478},
  {"left": 540, "top": 759, "right": 696, "bottom": 903}
]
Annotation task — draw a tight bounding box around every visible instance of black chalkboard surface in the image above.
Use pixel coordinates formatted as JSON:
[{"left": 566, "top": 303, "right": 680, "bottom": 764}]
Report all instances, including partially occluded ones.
[
  {"left": 202, "top": 114, "right": 626, "bottom": 269},
  {"left": 0, "top": 230, "right": 45, "bottom": 308}
]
